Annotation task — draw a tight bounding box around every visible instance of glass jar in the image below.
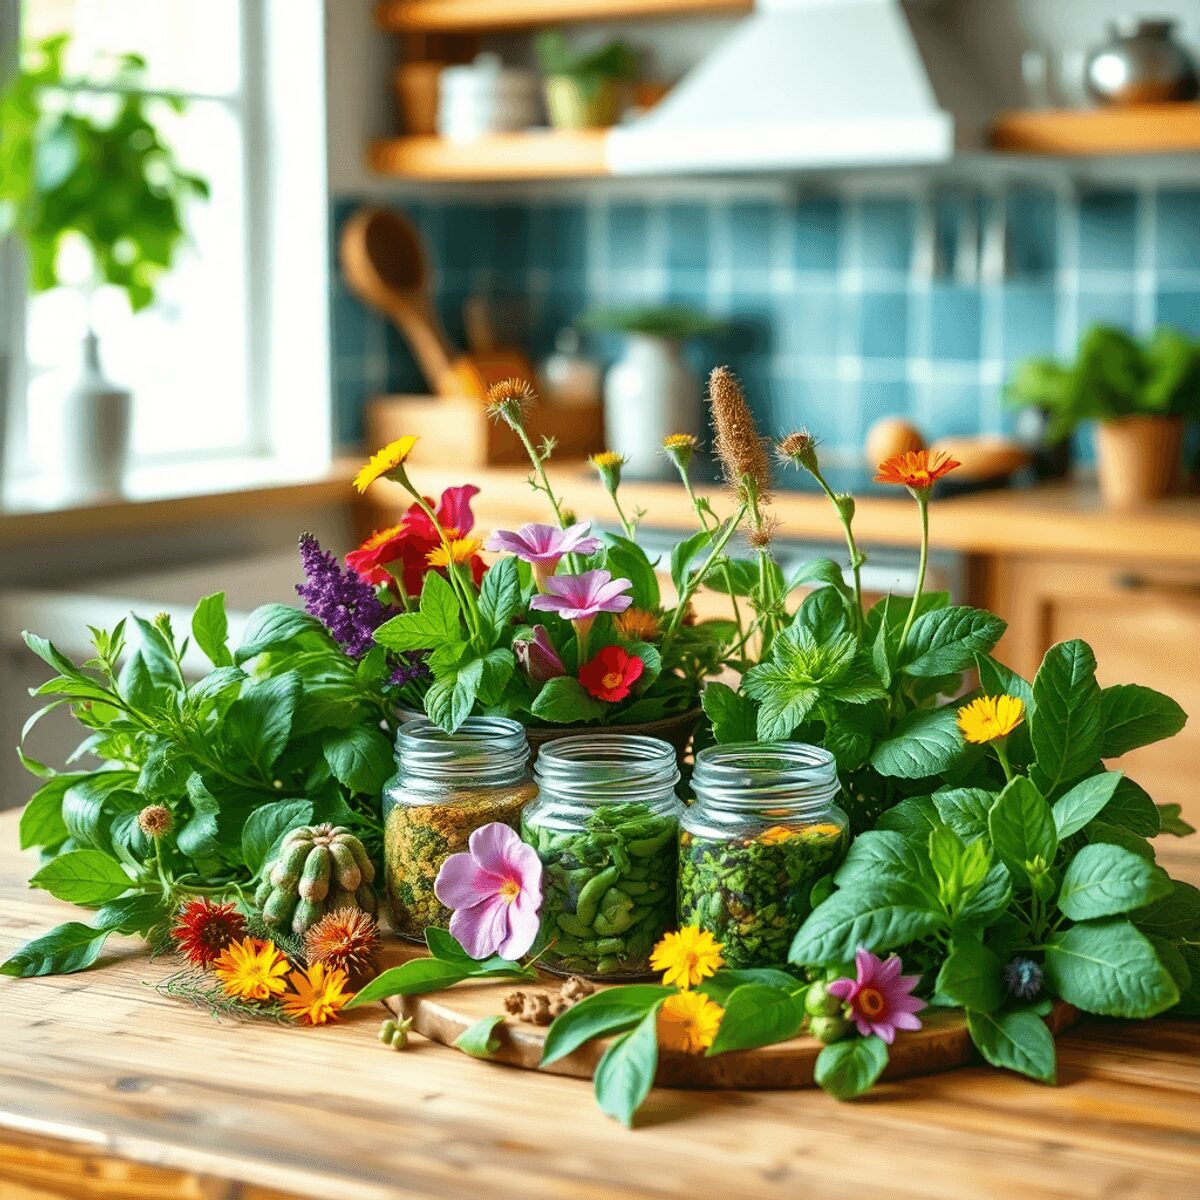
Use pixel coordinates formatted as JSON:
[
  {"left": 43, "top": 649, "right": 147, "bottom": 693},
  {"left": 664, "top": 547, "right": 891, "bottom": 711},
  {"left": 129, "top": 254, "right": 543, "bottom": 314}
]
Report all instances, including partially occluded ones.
[
  {"left": 383, "top": 717, "right": 536, "bottom": 941},
  {"left": 522, "top": 735, "right": 682, "bottom": 980},
  {"left": 679, "top": 743, "right": 848, "bottom": 969}
]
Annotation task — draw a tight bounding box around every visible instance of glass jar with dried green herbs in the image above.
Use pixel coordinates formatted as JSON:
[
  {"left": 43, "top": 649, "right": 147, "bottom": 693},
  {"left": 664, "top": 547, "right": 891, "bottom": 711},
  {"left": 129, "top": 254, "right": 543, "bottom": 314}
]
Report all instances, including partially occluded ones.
[
  {"left": 383, "top": 717, "right": 536, "bottom": 941},
  {"left": 679, "top": 743, "right": 848, "bottom": 969},
  {"left": 522, "top": 735, "right": 683, "bottom": 980}
]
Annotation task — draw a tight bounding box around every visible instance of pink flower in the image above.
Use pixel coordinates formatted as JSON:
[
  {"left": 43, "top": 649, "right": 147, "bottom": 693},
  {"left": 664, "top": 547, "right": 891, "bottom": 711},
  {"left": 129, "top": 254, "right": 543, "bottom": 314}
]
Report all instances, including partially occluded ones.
[
  {"left": 514, "top": 626, "right": 566, "bottom": 684},
  {"left": 433, "top": 823, "right": 542, "bottom": 960},
  {"left": 529, "top": 569, "right": 633, "bottom": 623},
  {"left": 827, "top": 948, "right": 926, "bottom": 1044},
  {"left": 486, "top": 522, "right": 602, "bottom": 588}
]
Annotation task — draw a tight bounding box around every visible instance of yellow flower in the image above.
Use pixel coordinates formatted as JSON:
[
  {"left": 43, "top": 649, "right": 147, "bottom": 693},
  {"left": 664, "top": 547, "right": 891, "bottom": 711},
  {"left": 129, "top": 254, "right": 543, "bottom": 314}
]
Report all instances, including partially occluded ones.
[
  {"left": 758, "top": 825, "right": 796, "bottom": 845},
  {"left": 426, "top": 536, "right": 482, "bottom": 568},
  {"left": 649, "top": 926, "right": 725, "bottom": 990},
  {"left": 212, "top": 937, "right": 290, "bottom": 1002},
  {"left": 589, "top": 450, "right": 626, "bottom": 470},
  {"left": 662, "top": 433, "right": 698, "bottom": 452},
  {"left": 656, "top": 989, "right": 725, "bottom": 1054},
  {"left": 280, "top": 961, "right": 352, "bottom": 1026},
  {"left": 485, "top": 378, "right": 537, "bottom": 428},
  {"left": 956, "top": 694, "right": 1026, "bottom": 745},
  {"left": 353, "top": 435, "right": 418, "bottom": 493},
  {"left": 614, "top": 607, "right": 660, "bottom": 641}
]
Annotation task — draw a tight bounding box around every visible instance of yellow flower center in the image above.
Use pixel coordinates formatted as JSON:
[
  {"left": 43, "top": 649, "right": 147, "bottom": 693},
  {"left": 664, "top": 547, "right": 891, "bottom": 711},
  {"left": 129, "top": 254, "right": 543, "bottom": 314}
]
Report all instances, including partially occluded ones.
[
  {"left": 498, "top": 879, "right": 521, "bottom": 904},
  {"left": 602, "top": 671, "right": 623, "bottom": 690}
]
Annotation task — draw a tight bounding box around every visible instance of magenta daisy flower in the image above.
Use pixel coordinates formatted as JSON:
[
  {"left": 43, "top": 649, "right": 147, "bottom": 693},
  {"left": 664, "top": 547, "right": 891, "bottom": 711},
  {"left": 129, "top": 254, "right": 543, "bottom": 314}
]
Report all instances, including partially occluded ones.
[{"left": 826, "top": 948, "right": 926, "bottom": 1044}]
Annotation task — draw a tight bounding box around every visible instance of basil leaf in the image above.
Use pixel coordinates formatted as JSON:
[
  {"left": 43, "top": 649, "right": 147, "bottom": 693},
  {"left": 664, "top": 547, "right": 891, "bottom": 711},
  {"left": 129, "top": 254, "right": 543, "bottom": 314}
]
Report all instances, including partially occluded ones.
[
  {"left": 698, "top": 968, "right": 799, "bottom": 1006},
  {"left": 901, "top": 606, "right": 1006, "bottom": 678},
  {"left": 1132, "top": 880, "right": 1200, "bottom": 939},
  {"left": 814, "top": 1035, "right": 888, "bottom": 1100},
  {"left": 789, "top": 884, "right": 945, "bottom": 966},
  {"left": 241, "top": 798, "right": 313, "bottom": 876},
  {"left": 966, "top": 1008, "right": 1056, "bottom": 1083},
  {"left": 1057, "top": 843, "right": 1171, "bottom": 921},
  {"left": 454, "top": 1014, "right": 505, "bottom": 1059},
  {"left": 541, "top": 985, "right": 673, "bottom": 1066},
  {"left": 19, "top": 774, "right": 77, "bottom": 850},
  {"left": 1029, "top": 640, "right": 1102, "bottom": 798},
  {"left": 529, "top": 676, "right": 606, "bottom": 725},
  {"left": 672, "top": 529, "right": 714, "bottom": 595},
  {"left": 1051, "top": 771, "right": 1122, "bottom": 840},
  {"left": 1099, "top": 683, "right": 1187, "bottom": 758},
  {"left": 236, "top": 603, "right": 324, "bottom": 663},
  {"left": 323, "top": 726, "right": 394, "bottom": 795},
  {"left": 347, "top": 955, "right": 533, "bottom": 1009},
  {"left": 593, "top": 1003, "right": 661, "bottom": 1128},
  {"left": 191, "top": 592, "right": 233, "bottom": 668},
  {"left": 478, "top": 555, "right": 522, "bottom": 639},
  {"left": 875, "top": 795, "right": 941, "bottom": 845},
  {"left": 93, "top": 892, "right": 170, "bottom": 935},
  {"left": 936, "top": 938, "right": 1003, "bottom": 1012},
  {"left": 701, "top": 681, "right": 758, "bottom": 744},
  {"left": 602, "top": 534, "right": 660, "bottom": 610},
  {"left": 871, "top": 705, "right": 968, "bottom": 780},
  {"left": 29, "top": 849, "right": 132, "bottom": 905},
  {"left": 988, "top": 776, "right": 1057, "bottom": 881},
  {"left": 1102, "top": 777, "right": 1161, "bottom": 838},
  {"left": 932, "top": 787, "right": 996, "bottom": 842},
  {"left": 708, "top": 984, "right": 805, "bottom": 1055},
  {"left": 0, "top": 922, "right": 114, "bottom": 977}
]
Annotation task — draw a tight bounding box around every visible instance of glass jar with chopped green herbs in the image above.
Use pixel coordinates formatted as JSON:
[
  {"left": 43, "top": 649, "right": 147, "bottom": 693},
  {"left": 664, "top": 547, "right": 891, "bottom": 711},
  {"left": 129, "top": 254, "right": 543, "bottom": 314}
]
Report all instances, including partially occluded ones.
[
  {"left": 679, "top": 742, "right": 847, "bottom": 969},
  {"left": 522, "top": 735, "right": 683, "bottom": 980},
  {"left": 383, "top": 717, "right": 536, "bottom": 941}
]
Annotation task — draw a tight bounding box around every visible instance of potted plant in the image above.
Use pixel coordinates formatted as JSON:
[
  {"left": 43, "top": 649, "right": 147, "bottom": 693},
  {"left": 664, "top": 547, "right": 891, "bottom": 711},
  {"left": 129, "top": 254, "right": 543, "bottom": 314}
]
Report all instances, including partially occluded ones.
[
  {"left": 535, "top": 31, "right": 638, "bottom": 130},
  {"left": 0, "top": 35, "right": 208, "bottom": 495},
  {"left": 1006, "top": 325, "right": 1200, "bottom": 507}
]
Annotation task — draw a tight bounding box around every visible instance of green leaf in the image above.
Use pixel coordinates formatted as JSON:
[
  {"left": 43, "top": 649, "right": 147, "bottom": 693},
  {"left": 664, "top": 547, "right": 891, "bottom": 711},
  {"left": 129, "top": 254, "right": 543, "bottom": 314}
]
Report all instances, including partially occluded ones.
[
  {"left": 19, "top": 774, "right": 76, "bottom": 850},
  {"left": 814, "top": 1035, "right": 888, "bottom": 1100},
  {"left": 137, "top": 740, "right": 189, "bottom": 802},
  {"left": 454, "top": 1014, "right": 505, "bottom": 1059},
  {"left": 672, "top": 528, "right": 714, "bottom": 595},
  {"left": 834, "top": 829, "right": 935, "bottom": 892},
  {"left": 1044, "top": 919, "right": 1179, "bottom": 1018},
  {"left": 932, "top": 787, "right": 996, "bottom": 842},
  {"left": 1157, "top": 803, "right": 1196, "bottom": 837},
  {"left": 901, "top": 606, "right": 1006, "bottom": 678},
  {"left": 593, "top": 1003, "right": 661, "bottom": 1128},
  {"left": 796, "top": 586, "right": 852, "bottom": 642},
  {"left": 966, "top": 1008, "right": 1056, "bottom": 1083},
  {"left": 1132, "top": 880, "right": 1200, "bottom": 939},
  {"left": 23, "top": 631, "right": 86, "bottom": 680},
  {"left": 225, "top": 672, "right": 300, "bottom": 773},
  {"left": 0, "top": 921, "right": 115, "bottom": 977},
  {"left": 875, "top": 795, "right": 941, "bottom": 844},
  {"left": 958, "top": 862, "right": 1013, "bottom": 924},
  {"left": 1083, "top": 820, "right": 1155, "bottom": 862},
  {"left": 323, "top": 726, "right": 394, "bottom": 795},
  {"left": 871, "top": 704, "right": 968, "bottom": 780},
  {"left": 241, "top": 799, "right": 313, "bottom": 876},
  {"left": 788, "top": 556, "right": 852, "bottom": 599},
  {"left": 191, "top": 592, "right": 233, "bottom": 668},
  {"left": 424, "top": 671, "right": 478, "bottom": 734},
  {"left": 347, "top": 954, "right": 533, "bottom": 1008},
  {"left": 697, "top": 968, "right": 800, "bottom": 1006},
  {"left": 1102, "top": 777, "right": 1161, "bottom": 837},
  {"left": 235, "top": 604, "right": 324, "bottom": 663},
  {"left": 478, "top": 556, "right": 522, "bottom": 639},
  {"left": 976, "top": 654, "right": 1035, "bottom": 715},
  {"left": 1051, "top": 771, "right": 1122, "bottom": 839},
  {"left": 789, "top": 884, "right": 945, "bottom": 966},
  {"left": 1057, "top": 843, "right": 1171, "bottom": 920},
  {"left": 743, "top": 667, "right": 819, "bottom": 741},
  {"left": 707, "top": 985, "right": 805, "bottom": 1055},
  {"left": 29, "top": 849, "right": 131, "bottom": 905},
  {"left": 602, "top": 534, "right": 660, "bottom": 610},
  {"left": 929, "top": 825, "right": 990, "bottom": 913},
  {"left": 1099, "top": 683, "right": 1187, "bottom": 758},
  {"left": 62, "top": 772, "right": 141, "bottom": 854},
  {"left": 530, "top": 676, "right": 606, "bottom": 725},
  {"left": 93, "top": 892, "right": 168, "bottom": 935},
  {"left": 936, "top": 939, "right": 1003, "bottom": 1012},
  {"left": 541, "top": 985, "right": 673, "bottom": 1066},
  {"left": 700, "top": 681, "right": 758, "bottom": 744},
  {"left": 1029, "top": 640, "right": 1102, "bottom": 797},
  {"left": 988, "top": 776, "right": 1057, "bottom": 881}
]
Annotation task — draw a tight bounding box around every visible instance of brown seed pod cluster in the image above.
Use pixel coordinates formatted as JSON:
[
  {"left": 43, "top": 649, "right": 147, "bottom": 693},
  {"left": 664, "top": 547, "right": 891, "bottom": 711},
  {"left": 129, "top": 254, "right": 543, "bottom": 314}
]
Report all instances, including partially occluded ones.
[
  {"left": 503, "top": 975, "right": 596, "bottom": 1026},
  {"left": 708, "top": 366, "right": 772, "bottom": 505}
]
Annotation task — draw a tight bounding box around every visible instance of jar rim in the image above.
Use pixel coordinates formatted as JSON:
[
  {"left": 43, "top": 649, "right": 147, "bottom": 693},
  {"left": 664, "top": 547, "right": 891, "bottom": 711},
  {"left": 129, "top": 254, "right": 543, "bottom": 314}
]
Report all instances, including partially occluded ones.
[
  {"left": 692, "top": 741, "right": 838, "bottom": 811},
  {"left": 535, "top": 734, "right": 680, "bottom": 799},
  {"left": 396, "top": 716, "right": 529, "bottom": 780}
]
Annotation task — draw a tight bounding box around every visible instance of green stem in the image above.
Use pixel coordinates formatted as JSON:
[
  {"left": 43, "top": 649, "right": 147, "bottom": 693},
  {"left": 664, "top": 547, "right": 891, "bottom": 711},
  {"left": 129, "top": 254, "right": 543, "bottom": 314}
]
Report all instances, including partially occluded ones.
[
  {"left": 661, "top": 506, "right": 747, "bottom": 652},
  {"left": 897, "top": 492, "right": 930, "bottom": 656},
  {"left": 680, "top": 472, "right": 747, "bottom": 658},
  {"left": 607, "top": 486, "right": 637, "bottom": 540},
  {"left": 994, "top": 739, "right": 1014, "bottom": 783},
  {"left": 810, "top": 467, "right": 864, "bottom": 638}
]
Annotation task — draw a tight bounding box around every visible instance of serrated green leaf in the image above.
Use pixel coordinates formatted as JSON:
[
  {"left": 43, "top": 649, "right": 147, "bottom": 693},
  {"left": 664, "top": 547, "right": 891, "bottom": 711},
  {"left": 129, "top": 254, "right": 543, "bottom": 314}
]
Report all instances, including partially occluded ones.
[
  {"left": 478, "top": 556, "right": 522, "bottom": 639},
  {"left": 937, "top": 938, "right": 1003, "bottom": 1011},
  {"left": 241, "top": 798, "right": 312, "bottom": 876},
  {"left": 932, "top": 787, "right": 996, "bottom": 842},
  {"left": 871, "top": 704, "right": 968, "bottom": 780},
  {"left": 700, "top": 681, "right": 758, "bottom": 744},
  {"left": 988, "top": 776, "right": 1057, "bottom": 882},
  {"left": 901, "top": 606, "right": 1006, "bottom": 678},
  {"left": 323, "top": 726, "right": 394, "bottom": 795},
  {"left": 789, "top": 884, "right": 945, "bottom": 966}
]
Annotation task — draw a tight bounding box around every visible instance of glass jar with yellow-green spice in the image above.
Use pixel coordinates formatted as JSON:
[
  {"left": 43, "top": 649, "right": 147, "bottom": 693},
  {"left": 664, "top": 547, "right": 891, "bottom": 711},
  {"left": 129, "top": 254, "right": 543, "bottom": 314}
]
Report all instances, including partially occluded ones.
[
  {"left": 521, "top": 735, "right": 683, "bottom": 980},
  {"left": 678, "top": 743, "right": 848, "bottom": 969}
]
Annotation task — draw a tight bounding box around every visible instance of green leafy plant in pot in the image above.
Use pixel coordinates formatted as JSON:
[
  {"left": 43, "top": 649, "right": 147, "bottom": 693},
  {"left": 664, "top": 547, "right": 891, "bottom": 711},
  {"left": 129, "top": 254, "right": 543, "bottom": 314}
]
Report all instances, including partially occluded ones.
[
  {"left": 535, "top": 31, "right": 638, "bottom": 130},
  {"left": 1005, "top": 325, "right": 1200, "bottom": 507},
  {"left": 0, "top": 35, "right": 209, "bottom": 495}
]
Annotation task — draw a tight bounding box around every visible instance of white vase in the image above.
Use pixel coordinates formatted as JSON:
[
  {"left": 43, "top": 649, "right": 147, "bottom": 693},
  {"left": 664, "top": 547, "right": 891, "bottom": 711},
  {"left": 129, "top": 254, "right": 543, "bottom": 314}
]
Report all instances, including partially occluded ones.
[
  {"left": 603, "top": 335, "right": 699, "bottom": 480},
  {"left": 60, "top": 331, "right": 132, "bottom": 498}
]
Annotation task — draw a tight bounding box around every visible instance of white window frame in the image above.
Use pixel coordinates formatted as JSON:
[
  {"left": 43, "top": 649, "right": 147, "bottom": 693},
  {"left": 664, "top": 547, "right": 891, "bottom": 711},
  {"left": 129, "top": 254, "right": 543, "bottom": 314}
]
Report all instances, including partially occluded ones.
[{"left": 0, "top": 0, "right": 332, "bottom": 484}]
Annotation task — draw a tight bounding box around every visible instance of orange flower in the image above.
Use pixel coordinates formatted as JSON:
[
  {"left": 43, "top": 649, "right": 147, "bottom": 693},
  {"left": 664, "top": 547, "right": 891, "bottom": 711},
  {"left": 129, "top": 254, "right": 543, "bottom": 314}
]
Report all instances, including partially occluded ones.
[
  {"left": 874, "top": 449, "right": 960, "bottom": 493},
  {"left": 281, "top": 961, "right": 353, "bottom": 1026}
]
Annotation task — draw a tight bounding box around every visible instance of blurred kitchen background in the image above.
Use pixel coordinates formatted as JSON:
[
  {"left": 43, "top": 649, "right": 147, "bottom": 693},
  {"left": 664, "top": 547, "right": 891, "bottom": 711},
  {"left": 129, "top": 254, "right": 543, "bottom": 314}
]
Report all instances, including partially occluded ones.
[{"left": 2, "top": 1, "right": 1199, "bottom": 851}]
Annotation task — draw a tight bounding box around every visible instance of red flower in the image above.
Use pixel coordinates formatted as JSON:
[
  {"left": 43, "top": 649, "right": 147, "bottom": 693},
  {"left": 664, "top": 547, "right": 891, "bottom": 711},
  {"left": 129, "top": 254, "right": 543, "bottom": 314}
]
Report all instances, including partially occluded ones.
[
  {"left": 170, "top": 898, "right": 246, "bottom": 968},
  {"left": 579, "top": 645, "right": 645, "bottom": 703},
  {"left": 345, "top": 485, "right": 484, "bottom": 596}
]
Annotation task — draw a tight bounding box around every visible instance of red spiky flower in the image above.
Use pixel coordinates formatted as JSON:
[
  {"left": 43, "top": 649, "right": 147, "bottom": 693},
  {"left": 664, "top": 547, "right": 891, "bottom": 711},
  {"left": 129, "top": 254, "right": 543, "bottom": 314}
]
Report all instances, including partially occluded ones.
[{"left": 170, "top": 898, "right": 247, "bottom": 968}]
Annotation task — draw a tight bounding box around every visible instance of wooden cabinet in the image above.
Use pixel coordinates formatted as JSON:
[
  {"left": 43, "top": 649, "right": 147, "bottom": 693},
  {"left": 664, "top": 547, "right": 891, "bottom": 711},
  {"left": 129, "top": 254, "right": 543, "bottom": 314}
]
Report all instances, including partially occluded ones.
[{"left": 985, "top": 555, "right": 1200, "bottom": 844}]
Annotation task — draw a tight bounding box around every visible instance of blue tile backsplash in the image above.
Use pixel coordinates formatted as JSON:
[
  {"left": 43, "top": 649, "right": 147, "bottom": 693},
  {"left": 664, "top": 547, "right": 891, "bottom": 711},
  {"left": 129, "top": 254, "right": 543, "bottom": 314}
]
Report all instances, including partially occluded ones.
[{"left": 330, "top": 185, "right": 1200, "bottom": 453}]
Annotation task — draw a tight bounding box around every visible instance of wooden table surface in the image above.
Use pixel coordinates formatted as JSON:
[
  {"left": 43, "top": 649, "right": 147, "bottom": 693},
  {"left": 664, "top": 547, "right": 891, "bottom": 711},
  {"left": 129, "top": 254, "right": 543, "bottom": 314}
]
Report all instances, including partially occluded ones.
[{"left": 3, "top": 809, "right": 1199, "bottom": 1200}]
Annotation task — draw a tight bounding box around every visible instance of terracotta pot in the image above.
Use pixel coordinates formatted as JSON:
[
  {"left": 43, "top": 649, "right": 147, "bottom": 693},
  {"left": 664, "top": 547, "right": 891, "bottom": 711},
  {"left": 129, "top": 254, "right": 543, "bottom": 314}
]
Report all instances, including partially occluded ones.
[
  {"left": 394, "top": 62, "right": 443, "bottom": 136},
  {"left": 396, "top": 706, "right": 702, "bottom": 770},
  {"left": 1095, "top": 415, "right": 1183, "bottom": 508}
]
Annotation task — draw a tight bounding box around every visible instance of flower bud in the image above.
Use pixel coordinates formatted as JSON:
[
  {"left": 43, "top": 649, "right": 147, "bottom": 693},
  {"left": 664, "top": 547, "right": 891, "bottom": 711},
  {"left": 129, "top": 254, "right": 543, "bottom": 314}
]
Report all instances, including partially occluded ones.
[
  {"left": 809, "top": 1015, "right": 852, "bottom": 1044},
  {"left": 513, "top": 626, "right": 566, "bottom": 684},
  {"left": 662, "top": 432, "right": 699, "bottom": 473},
  {"left": 137, "top": 804, "right": 173, "bottom": 839},
  {"left": 776, "top": 429, "right": 820, "bottom": 475},
  {"left": 804, "top": 980, "right": 842, "bottom": 1018},
  {"left": 588, "top": 450, "right": 626, "bottom": 494}
]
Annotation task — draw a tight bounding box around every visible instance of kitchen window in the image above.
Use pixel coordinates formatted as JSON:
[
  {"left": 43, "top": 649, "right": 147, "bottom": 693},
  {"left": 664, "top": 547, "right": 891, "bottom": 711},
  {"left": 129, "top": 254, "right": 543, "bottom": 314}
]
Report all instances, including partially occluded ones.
[{"left": 1, "top": 0, "right": 331, "bottom": 490}]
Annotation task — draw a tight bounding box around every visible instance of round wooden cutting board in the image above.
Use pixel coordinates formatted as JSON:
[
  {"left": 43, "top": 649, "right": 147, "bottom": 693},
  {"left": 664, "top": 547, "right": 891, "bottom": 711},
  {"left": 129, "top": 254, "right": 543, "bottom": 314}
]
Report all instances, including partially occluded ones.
[{"left": 378, "top": 945, "right": 1078, "bottom": 1089}]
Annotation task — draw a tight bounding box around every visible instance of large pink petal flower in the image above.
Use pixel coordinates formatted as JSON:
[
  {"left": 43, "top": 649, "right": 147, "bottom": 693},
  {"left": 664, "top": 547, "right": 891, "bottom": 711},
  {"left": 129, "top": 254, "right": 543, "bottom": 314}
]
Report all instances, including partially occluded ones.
[
  {"left": 437, "top": 484, "right": 480, "bottom": 536},
  {"left": 529, "top": 569, "right": 633, "bottom": 621},
  {"left": 449, "top": 896, "right": 510, "bottom": 960}
]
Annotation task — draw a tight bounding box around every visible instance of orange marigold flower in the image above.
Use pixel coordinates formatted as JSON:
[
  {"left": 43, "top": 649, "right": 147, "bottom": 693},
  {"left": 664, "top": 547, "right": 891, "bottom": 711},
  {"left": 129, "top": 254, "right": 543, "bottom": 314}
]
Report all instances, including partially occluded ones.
[
  {"left": 281, "top": 961, "right": 353, "bottom": 1026},
  {"left": 212, "top": 937, "right": 290, "bottom": 1002},
  {"left": 874, "top": 449, "right": 960, "bottom": 492},
  {"left": 657, "top": 989, "right": 725, "bottom": 1054}
]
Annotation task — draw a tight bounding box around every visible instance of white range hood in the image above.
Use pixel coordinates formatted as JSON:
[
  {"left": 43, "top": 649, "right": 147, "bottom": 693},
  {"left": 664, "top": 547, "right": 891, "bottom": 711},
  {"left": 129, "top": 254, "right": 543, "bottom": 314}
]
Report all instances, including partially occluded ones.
[{"left": 606, "top": 0, "right": 987, "bottom": 175}]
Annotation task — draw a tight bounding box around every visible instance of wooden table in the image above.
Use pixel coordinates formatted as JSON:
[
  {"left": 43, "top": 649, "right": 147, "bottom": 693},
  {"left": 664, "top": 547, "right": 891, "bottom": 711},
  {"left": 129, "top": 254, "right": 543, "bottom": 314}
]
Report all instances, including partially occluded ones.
[{"left": 3, "top": 809, "right": 1199, "bottom": 1200}]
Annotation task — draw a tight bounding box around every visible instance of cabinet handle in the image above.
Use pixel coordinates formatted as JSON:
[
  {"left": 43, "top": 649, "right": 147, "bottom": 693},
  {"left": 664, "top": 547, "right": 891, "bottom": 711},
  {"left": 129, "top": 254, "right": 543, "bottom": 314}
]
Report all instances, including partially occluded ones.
[{"left": 1114, "top": 572, "right": 1200, "bottom": 600}]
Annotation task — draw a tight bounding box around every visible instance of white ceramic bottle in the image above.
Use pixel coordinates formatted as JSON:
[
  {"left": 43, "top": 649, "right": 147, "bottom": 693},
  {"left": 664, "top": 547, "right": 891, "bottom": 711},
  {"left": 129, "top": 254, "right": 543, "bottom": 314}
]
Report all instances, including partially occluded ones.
[{"left": 60, "top": 331, "right": 132, "bottom": 497}]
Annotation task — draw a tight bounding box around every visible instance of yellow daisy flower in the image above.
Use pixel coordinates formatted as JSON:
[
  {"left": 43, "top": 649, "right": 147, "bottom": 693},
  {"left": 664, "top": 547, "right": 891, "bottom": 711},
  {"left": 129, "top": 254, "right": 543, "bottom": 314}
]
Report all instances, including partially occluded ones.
[
  {"left": 353, "top": 435, "right": 418, "bottom": 494},
  {"left": 662, "top": 433, "right": 699, "bottom": 452},
  {"left": 956, "top": 694, "right": 1026, "bottom": 745},
  {"left": 212, "top": 937, "right": 290, "bottom": 1002},
  {"left": 280, "top": 961, "right": 352, "bottom": 1026},
  {"left": 656, "top": 989, "right": 725, "bottom": 1054},
  {"left": 649, "top": 926, "right": 725, "bottom": 990},
  {"left": 589, "top": 450, "right": 626, "bottom": 471},
  {"left": 426, "top": 536, "right": 483, "bottom": 568}
]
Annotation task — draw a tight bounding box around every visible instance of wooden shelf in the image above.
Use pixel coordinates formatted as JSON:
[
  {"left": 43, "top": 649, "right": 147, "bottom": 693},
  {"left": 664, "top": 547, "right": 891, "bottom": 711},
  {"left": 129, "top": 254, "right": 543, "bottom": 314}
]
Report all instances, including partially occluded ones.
[
  {"left": 367, "top": 131, "right": 609, "bottom": 180},
  {"left": 991, "top": 105, "right": 1200, "bottom": 156},
  {"left": 376, "top": 0, "right": 751, "bottom": 33}
]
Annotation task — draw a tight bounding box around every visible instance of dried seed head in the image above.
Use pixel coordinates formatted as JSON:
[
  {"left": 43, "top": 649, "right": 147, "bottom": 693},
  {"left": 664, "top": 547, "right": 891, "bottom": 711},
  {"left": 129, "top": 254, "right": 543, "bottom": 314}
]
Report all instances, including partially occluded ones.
[
  {"left": 776, "top": 429, "right": 820, "bottom": 474},
  {"left": 137, "top": 804, "right": 173, "bottom": 838},
  {"left": 485, "top": 378, "right": 538, "bottom": 429},
  {"left": 708, "top": 366, "right": 772, "bottom": 505},
  {"left": 747, "top": 514, "right": 780, "bottom": 549}
]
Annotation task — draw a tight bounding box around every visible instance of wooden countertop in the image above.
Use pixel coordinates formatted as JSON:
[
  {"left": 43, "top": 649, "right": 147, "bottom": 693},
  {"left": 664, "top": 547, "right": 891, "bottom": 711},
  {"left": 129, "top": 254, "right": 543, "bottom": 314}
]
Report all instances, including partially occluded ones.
[
  {"left": 3, "top": 810, "right": 1199, "bottom": 1200},
  {"left": 370, "top": 465, "right": 1200, "bottom": 564}
]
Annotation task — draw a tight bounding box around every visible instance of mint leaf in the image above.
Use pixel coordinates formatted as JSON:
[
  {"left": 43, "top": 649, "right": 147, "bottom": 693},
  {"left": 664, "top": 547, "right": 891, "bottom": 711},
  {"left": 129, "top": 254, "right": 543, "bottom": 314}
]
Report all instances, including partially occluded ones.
[
  {"left": 225, "top": 671, "right": 299, "bottom": 773},
  {"left": 789, "top": 884, "right": 944, "bottom": 966},
  {"left": 541, "top": 986, "right": 673, "bottom": 1067},
  {"left": 966, "top": 1008, "right": 1056, "bottom": 1083},
  {"left": 1132, "top": 880, "right": 1200, "bottom": 939},
  {"left": 672, "top": 528, "right": 714, "bottom": 595},
  {"left": 1102, "top": 777, "right": 1161, "bottom": 837},
  {"left": 834, "top": 829, "right": 936, "bottom": 892},
  {"left": 235, "top": 604, "right": 322, "bottom": 663},
  {"left": 988, "top": 776, "right": 1057, "bottom": 882},
  {"left": 346, "top": 953, "right": 534, "bottom": 1009},
  {"left": 875, "top": 795, "right": 941, "bottom": 844},
  {"left": 814, "top": 1035, "right": 888, "bottom": 1100},
  {"left": 19, "top": 774, "right": 75, "bottom": 850},
  {"left": 698, "top": 968, "right": 800, "bottom": 1006},
  {"left": 1057, "top": 843, "right": 1171, "bottom": 920},
  {"left": 1099, "top": 683, "right": 1187, "bottom": 758},
  {"left": 29, "top": 849, "right": 131, "bottom": 905},
  {"left": 1052, "top": 771, "right": 1122, "bottom": 839},
  {"left": 323, "top": 726, "right": 394, "bottom": 795},
  {"left": 455, "top": 1014, "right": 505, "bottom": 1059},
  {"left": 191, "top": 592, "right": 233, "bottom": 668},
  {"left": 478, "top": 556, "right": 522, "bottom": 639},
  {"left": 1029, "top": 640, "right": 1102, "bottom": 797},
  {"left": 936, "top": 938, "right": 1003, "bottom": 1012},
  {"left": 901, "top": 606, "right": 1006, "bottom": 678},
  {"left": 932, "top": 787, "right": 996, "bottom": 842},
  {"left": 701, "top": 681, "right": 758, "bottom": 743},
  {"left": 530, "top": 676, "right": 606, "bottom": 725},
  {"left": 707, "top": 985, "right": 805, "bottom": 1055},
  {"left": 1044, "top": 919, "right": 1179, "bottom": 1018},
  {"left": 374, "top": 572, "right": 462, "bottom": 652},
  {"left": 871, "top": 704, "right": 969, "bottom": 780},
  {"left": 594, "top": 1003, "right": 661, "bottom": 1127}
]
